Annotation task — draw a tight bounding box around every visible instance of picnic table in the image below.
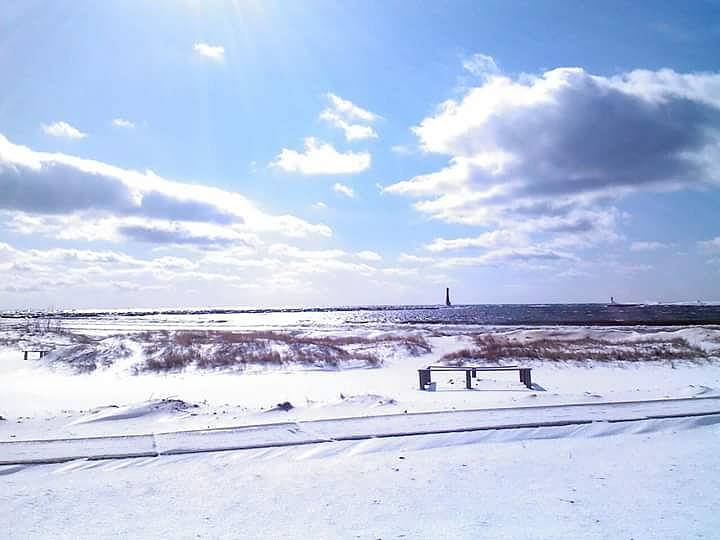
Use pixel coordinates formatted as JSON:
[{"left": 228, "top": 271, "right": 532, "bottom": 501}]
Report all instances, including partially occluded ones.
[{"left": 418, "top": 365, "right": 532, "bottom": 390}]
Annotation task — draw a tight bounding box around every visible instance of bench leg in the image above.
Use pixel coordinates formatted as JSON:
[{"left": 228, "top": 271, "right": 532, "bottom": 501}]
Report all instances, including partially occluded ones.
[
  {"left": 23, "top": 351, "right": 28, "bottom": 361},
  {"left": 466, "top": 370, "right": 472, "bottom": 389},
  {"left": 418, "top": 369, "right": 431, "bottom": 391},
  {"left": 520, "top": 369, "right": 532, "bottom": 389}
]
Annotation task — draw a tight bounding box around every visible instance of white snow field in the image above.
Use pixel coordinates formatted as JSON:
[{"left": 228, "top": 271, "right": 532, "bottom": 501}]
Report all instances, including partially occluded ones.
[
  {"left": 1, "top": 318, "right": 720, "bottom": 538},
  {"left": 1, "top": 415, "right": 719, "bottom": 539}
]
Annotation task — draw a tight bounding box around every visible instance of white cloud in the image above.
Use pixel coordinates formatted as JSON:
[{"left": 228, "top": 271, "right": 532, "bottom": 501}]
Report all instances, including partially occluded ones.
[
  {"left": 434, "top": 247, "right": 577, "bottom": 269},
  {"left": 699, "top": 237, "right": 720, "bottom": 253},
  {"left": 42, "top": 121, "right": 87, "bottom": 139},
  {"left": 320, "top": 94, "right": 379, "bottom": 141},
  {"left": 272, "top": 137, "right": 370, "bottom": 175},
  {"left": 312, "top": 201, "right": 328, "bottom": 210},
  {"left": 0, "top": 133, "right": 331, "bottom": 246},
  {"left": 266, "top": 244, "right": 377, "bottom": 276},
  {"left": 420, "top": 209, "right": 620, "bottom": 256},
  {"left": 333, "top": 183, "right": 355, "bottom": 198},
  {"left": 557, "top": 268, "right": 591, "bottom": 278},
  {"left": 194, "top": 42, "right": 225, "bottom": 61},
  {"left": 356, "top": 250, "right": 381, "bottom": 261},
  {"left": 462, "top": 53, "right": 499, "bottom": 78},
  {"left": 321, "top": 110, "right": 378, "bottom": 141},
  {"left": 0, "top": 241, "right": 20, "bottom": 262},
  {"left": 425, "top": 230, "right": 526, "bottom": 252},
  {"left": 325, "top": 93, "right": 379, "bottom": 122},
  {"left": 406, "top": 66, "right": 720, "bottom": 190},
  {"left": 1, "top": 236, "right": 447, "bottom": 307},
  {"left": 111, "top": 118, "right": 135, "bottom": 129},
  {"left": 116, "top": 220, "right": 257, "bottom": 246},
  {"left": 25, "top": 248, "right": 147, "bottom": 269},
  {"left": 386, "top": 65, "right": 720, "bottom": 259},
  {"left": 382, "top": 267, "right": 418, "bottom": 277},
  {"left": 610, "top": 263, "right": 654, "bottom": 274},
  {"left": 268, "top": 243, "right": 346, "bottom": 260},
  {"left": 630, "top": 241, "right": 666, "bottom": 251},
  {"left": 398, "top": 253, "right": 434, "bottom": 264},
  {"left": 390, "top": 144, "right": 414, "bottom": 155}
]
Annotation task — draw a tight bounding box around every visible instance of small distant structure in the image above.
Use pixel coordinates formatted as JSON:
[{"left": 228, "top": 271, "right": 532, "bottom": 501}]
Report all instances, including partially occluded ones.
[
  {"left": 445, "top": 287, "right": 452, "bottom": 307},
  {"left": 610, "top": 296, "right": 616, "bottom": 305},
  {"left": 23, "top": 349, "right": 50, "bottom": 361}
]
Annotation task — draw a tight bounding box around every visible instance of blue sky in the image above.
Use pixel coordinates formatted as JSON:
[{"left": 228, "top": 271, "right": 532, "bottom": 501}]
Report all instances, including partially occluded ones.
[{"left": 1, "top": 0, "right": 720, "bottom": 309}]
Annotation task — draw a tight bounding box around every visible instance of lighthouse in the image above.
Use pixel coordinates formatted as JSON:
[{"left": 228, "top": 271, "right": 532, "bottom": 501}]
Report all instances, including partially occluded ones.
[{"left": 445, "top": 287, "right": 452, "bottom": 307}]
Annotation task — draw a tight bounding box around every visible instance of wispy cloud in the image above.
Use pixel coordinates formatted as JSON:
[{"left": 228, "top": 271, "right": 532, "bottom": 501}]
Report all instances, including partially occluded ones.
[
  {"left": 193, "top": 42, "right": 225, "bottom": 61},
  {"left": 398, "top": 253, "right": 435, "bottom": 264},
  {"left": 325, "top": 93, "right": 379, "bottom": 122},
  {"left": 333, "top": 182, "right": 355, "bottom": 198},
  {"left": 699, "top": 237, "right": 720, "bottom": 253},
  {"left": 390, "top": 144, "right": 414, "bottom": 155},
  {"left": 273, "top": 137, "right": 370, "bottom": 175},
  {"left": 42, "top": 121, "right": 87, "bottom": 139},
  {"left": 433, "top": 247, "right": 577, "bottom": 269},
  {"left": 462, "top": 53, "right": 499, "bottom": 77},
  {"left": 321, "top": 110, "right": 378, "bottom": 141},
  {"left": 630, "top": 241, "right": 666, "bottom": 251},
  {"left": 425, "top": 230, "right": 526, "bottom": 252},
  {"left": 268, "top": 243, "right": 346, "bottom": 260},
  {"left": 356, "top": 250, "right": 381, "bottom": 261},
  {"left": 320, "top": 93, "right": 379, "bottom": 141},
  {"left": 111, "top": 118, "right": 135, "bottom": 129}
]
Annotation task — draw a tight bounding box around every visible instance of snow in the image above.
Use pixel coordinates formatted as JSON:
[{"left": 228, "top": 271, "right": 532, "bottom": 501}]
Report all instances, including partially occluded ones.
[
  {"left": 3, "top": 398, "right": 720, "bottom": 465},
  {"left": 2, "top": 326, "right": 720, "bottom": 441},
  {"left": 1, "top": 319, "right": 720, "bottom": 538},
  {"left": 1, "top": 415, "right": 719, "bottom": 539}
]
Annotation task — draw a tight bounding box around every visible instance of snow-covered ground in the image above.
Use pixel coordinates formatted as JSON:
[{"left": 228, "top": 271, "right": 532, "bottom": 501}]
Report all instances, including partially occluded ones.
[
  {"left": 2, "top": 415, "right": 719, "bottom": 539},
  {"left": 1, "top": 320, "right": 720, "bottom": 538},
  {"left": 2, "top": 324, "right": 720, "bottom": 440}
]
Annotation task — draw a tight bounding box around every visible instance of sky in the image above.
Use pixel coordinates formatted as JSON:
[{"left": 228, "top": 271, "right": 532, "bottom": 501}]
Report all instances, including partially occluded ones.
[{"left": 1, "top": 0, "right": 720, "bottom": 309}]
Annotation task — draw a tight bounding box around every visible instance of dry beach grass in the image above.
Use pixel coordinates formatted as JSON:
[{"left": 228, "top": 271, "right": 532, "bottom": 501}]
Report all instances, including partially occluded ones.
[
  {"left": 137, "top": 330, "right": 433, "bottom": 373},
  {"left": 26, "top": 330, "right": 433, "bottom": 373},
  {"left": 440, "top": 333, "right": 710, "bottom": 365}
]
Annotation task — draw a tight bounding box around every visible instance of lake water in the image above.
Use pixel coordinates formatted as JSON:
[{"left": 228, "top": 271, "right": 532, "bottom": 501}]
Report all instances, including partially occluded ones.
[{"left": 3, "top": 303, "right": 720, "bottom": 331}]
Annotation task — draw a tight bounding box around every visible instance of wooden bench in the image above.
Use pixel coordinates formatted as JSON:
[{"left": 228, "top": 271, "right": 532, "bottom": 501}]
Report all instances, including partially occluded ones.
[
  {"left": 418, "top": 365, "right": 532, "bottom": 390},
  {"left": 23, "top": 350, "right": 50, "bottom": 360}
]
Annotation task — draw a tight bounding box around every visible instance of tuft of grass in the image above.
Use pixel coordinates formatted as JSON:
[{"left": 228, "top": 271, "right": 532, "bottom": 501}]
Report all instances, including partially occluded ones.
[
  {"left": 440, "top": 333, "right": 710, "bottom": 365},
  {"left": 142, "top": 349, "right": 196, "bottom": 372},
  {"left": 26, "top": 329, "right": 431, "bottom": 374},
  {"left": 135, "top": 330, "right": 394, "bottom": 373}
]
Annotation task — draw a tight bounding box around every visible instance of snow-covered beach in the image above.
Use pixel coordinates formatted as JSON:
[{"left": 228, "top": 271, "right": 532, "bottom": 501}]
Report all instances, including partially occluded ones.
[
  {"left": 5, "top": 0, "right": 720, "bottom": 536},
  {"left": 4, "top": 415, "right": 720, "bottom": 539},
  {"left": 2, "top": 313, "right": 720, "bottom": 438},
  {"left": 2, "top": 312, "right": 720, "bottom": 538}
]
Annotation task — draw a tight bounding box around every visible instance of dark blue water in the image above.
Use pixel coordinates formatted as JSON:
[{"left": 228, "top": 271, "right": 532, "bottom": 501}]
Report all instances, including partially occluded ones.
[
  {"left": 345, "top": 304, "right": 720, "bottom": 326},
  {"left": 5, "top": 303, "right": 720, "bottom": 326}
]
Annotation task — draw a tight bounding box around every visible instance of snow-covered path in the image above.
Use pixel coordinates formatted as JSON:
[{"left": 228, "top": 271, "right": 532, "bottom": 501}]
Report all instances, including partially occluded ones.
[
  {"left": 3, "top": 396, "right": 720, "bottom": 465},
  {"left": 2, "top": 414, "right": 719, "bottom": 540}
]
